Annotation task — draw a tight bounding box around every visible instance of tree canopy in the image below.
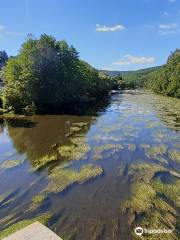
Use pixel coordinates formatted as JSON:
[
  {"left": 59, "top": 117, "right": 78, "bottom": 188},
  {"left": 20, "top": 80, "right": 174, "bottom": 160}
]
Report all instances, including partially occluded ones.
[
  {"left": 0, "top": 50, "right": 8, "bottom": 83},
  {"left": 146, "top": 49, "right": 180, "bottom": 98},
  {"left": 3, "top": 34, "right": 115, "bottom": 114},
  {"left": 0, "top": 51, "right": 8, "bottom": 69}
]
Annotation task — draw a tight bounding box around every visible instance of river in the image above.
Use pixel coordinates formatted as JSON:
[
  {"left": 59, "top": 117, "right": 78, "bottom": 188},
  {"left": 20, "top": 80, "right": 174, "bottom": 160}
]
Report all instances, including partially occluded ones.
[{"left": 0, "top": 90, "right": 180, "bottom": 240}]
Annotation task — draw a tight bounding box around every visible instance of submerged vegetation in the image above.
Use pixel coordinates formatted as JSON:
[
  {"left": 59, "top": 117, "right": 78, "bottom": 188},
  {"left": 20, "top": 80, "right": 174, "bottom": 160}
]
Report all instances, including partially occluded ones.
[
  {"left": 32, "top": 153, "right": 58, "bottom": 170},
  {"left": 145, "top": 145, "right": 167, "bottom": 159},
  {"left": 45, "top": 164, "right": 103, "bottom": 193},
  {"left": 120, "top": 162, "right": 180, "bottom": 239},
  {"left": 0, "top": 159, "right": 24, "bottom": 169},
  {"left": 168, "top": 150, "right": 180, "bottom": 163}
]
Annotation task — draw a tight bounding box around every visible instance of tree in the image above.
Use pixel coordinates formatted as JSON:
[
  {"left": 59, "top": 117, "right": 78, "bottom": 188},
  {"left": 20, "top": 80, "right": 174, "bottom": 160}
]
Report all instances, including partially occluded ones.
[
  {"left": 3, "top": 34, "right": 114, "bottom": 114},
  {"left": 0, "top": 51, "right": 8, "bottom": 69},
  {"left": 146, "top": 49, "right": 180, "bottom": 98}
]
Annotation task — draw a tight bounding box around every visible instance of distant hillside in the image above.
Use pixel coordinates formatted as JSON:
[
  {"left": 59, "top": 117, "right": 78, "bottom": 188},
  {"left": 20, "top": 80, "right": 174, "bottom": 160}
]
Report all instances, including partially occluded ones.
[
  {"left": 100, "top": 66, "right": 162, "bottom": 88},
  {"left": 99, "top": 66, "right": 161, "bottom": 78}
]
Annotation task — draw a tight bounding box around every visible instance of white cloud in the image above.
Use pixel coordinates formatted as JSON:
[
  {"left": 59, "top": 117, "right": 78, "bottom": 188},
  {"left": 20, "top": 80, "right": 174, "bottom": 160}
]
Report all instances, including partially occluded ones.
[
  {"left": 113, "top": 55, "right": 155, "bottom": 66},
  {"left": 96, "top": 24, "right": 125, "bottom": 32},
  {"left": 0, "top": 25, "right": 22, "bottom": 39},
  {"left": 159, "top": 30, "right": 178, "bottom": 35},
  {"left": 168, "top": 0, "right": 176, "bottom": 3},
  {"left": 159, "top": 23, "right": 179, "bottom": 35},
  {"left": 159, "top": 23, "right": 177, "bottom": 30}
]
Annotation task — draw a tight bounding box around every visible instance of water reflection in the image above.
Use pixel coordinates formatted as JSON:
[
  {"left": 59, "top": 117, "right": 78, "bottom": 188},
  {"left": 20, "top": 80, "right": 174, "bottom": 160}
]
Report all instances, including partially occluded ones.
[{"left": 7, "top": 115, "right": 94, "bottom": 165}]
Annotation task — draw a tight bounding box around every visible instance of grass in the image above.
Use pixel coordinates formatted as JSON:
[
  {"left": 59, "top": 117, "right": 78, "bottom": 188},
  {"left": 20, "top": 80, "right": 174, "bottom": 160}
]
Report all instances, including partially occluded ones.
[
  {"left": 45, "top": 164, "right": 103, "bottom": 193},
  {"left": 0, "top": 213, "right": 52, "bottom": 239},
  {"left": 0, "top": 159, "right": 24, "bottom": 169}
]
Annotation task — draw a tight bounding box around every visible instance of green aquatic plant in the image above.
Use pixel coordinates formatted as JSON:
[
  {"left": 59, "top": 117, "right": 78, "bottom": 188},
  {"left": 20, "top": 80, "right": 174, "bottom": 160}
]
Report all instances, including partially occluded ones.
[
  {"left": 92, "top": 143, "right": 124, "bottom": 161},
  {"left": 59, "top": 145, "right": 75, "bottom": 158},
  {"left": 152, "top": 179, "right": 180, "bottom": 208},
  {"left": 102, "top": 125, "right": 120, "bottom": 133},
  {"left": 0, "top": 213, "right": 52, "bottom": 239},
  {"left": 32, "top": 153, "right": 58, "bottom": 170},
  {"left": 140, "top": 144, "right": 151, "bottom": 149},
  {"left": 145, "top": 145, "right": 167, "bottom": 159},
  {"left": 120, "top": 162, "right": 180, "bottom": 239},
  {"left": 92, "top": 152, "right": 104, "bottom": 161},
  {"left": 125, "top": 144, "right": 136, "bottom": 151},
  {"left": 65, "top": 125, "right": 84, "bottom": 137},
  {"left": 26, "top": 194, "right": 47, "bottom": 212},
  {"left": 168, "top": 150, "right": 180, "bottom": 163},
  {"left": 154, "top": 156, "right": 168, "bottom": 164},
  {"left": 58, "top": 143, "right": 90, "bottom": 161},
  {"left": 121, "top": 182, "right": 156, "bottom": 213},
  {"left": 70, "top": 135, "right": 87, "bottom": 145},
  {"left": 151, "top": 131, "right": 166, "bottom": 139},
  {"left": 72, "top": 122, "right": 88, "bottom": 128},
  {"left": 139, "top": 210, "right": 178, "bottom": 240},
  {"left": 0, "top": 159, "right": 24, "bottom": 169},
  {"left": 45, "top": 164, "right": 103, "bottom": 193},
  {"left": 32, "top": 194, "right": 46, "bottom": 204},
  {"left": 0, "top": 191, "right": 11, "bottom": 203},
  {"left": 94, "top": 143, "right": 124, "bottom": 153},
  {"left": 70, "top": 126, "right": 82, "bottom": 133},
  {"left": 127, "top": 162, "right": 166, "bottom": 183},
  {"left": 145, "top": 121, "right": 161, "bottom": 128},
  {"left": 92, "top": 134, "right": 123, "bottom": 143}
]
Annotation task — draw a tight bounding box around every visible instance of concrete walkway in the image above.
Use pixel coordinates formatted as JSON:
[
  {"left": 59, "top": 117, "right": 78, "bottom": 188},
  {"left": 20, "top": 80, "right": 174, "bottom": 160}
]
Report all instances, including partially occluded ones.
[{"left": 3, "top": 222, "right": 63, "bottom": 240}]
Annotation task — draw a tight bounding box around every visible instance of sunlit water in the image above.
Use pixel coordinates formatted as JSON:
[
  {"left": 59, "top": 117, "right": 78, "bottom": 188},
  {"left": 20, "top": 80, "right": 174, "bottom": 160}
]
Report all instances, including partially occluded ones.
[{"left": 0, "top": 90, "right": 180, "bottom": 240}]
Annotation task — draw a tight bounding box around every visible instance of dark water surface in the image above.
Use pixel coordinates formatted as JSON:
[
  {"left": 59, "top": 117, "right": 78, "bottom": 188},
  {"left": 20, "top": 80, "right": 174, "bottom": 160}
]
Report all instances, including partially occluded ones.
[{"left": 0, "top": 90, "right": 180, "bottom": 240}]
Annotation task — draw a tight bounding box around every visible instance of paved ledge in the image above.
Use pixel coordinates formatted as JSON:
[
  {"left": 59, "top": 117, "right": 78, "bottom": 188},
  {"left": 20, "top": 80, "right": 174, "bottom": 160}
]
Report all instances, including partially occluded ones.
[{"left": 3, "top": 222, "right": 63, "bottom": 240}]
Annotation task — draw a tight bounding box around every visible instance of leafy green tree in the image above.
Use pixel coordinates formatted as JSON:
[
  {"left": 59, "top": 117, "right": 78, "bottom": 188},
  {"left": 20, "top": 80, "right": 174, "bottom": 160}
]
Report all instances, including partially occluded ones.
[
  {"left": 146, "top": 49, "right": 180, "bottom": 98},
  {"left": 0, "top": 51, "right": 8, "bottom": 69},
  {"left": 3, "top": 34, "right": 114, "bottom": 113}
]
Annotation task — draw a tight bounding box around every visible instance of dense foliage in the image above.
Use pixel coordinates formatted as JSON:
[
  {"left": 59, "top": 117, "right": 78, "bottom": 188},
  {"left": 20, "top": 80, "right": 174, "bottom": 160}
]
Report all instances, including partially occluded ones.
[
  {"left": 101, "top": 66, "right": 161, "bottom": 89},
  {"left": 3, "top": 34, "right": 115, "bottom": 114},
  {"left": 121, "top": 66, "right": 161, "bottom": 88},
  {"left": 146, "top": 49, "right": 180, "bottom": 98},
  {"left": 0, "top": 51, "right": 8, "bottom": 69},
  {"left": 103, "top": 49, "right": 180, "bottom": 98},
  {"left": 0, "top": 51, "right": 8, "bottom": 82}
]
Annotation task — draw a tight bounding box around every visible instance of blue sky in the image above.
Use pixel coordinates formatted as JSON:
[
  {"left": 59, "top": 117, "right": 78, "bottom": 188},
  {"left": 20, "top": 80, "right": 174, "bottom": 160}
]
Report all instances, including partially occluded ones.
[{"left": 0, "top": 0, "right": 180, "bottom": 71}]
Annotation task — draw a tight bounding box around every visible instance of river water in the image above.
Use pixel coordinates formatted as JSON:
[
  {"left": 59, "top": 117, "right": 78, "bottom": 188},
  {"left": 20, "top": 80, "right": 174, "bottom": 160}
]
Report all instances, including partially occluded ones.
[{"left": 0, "top": 90, "right": 180, "bottom": 240}]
